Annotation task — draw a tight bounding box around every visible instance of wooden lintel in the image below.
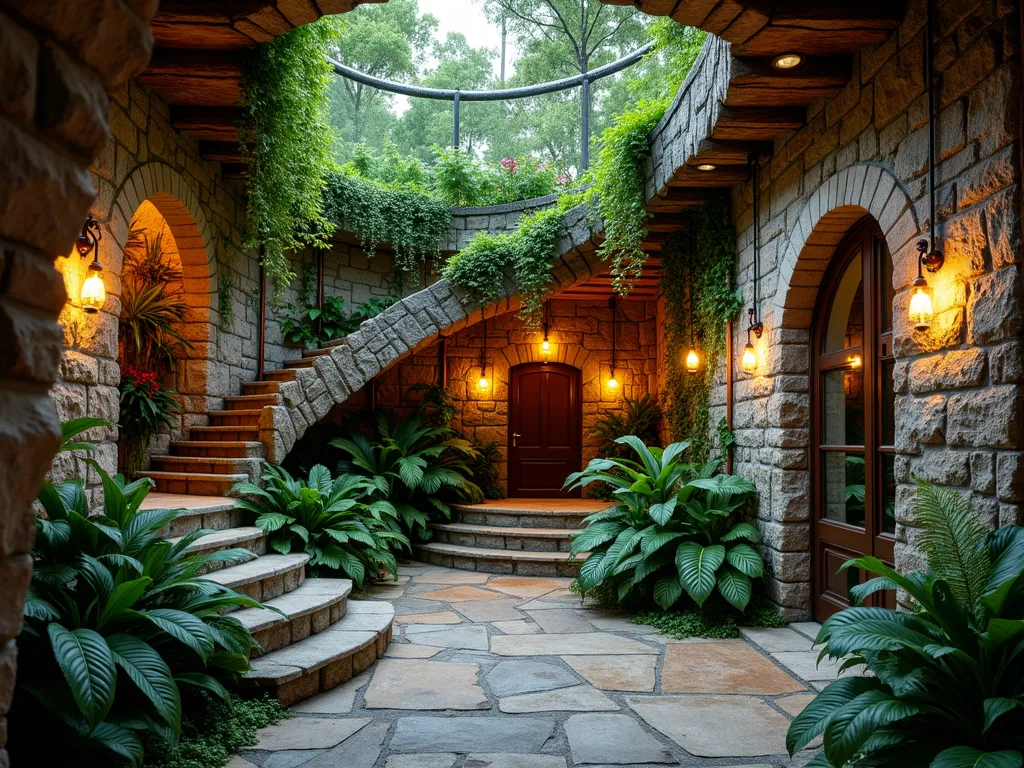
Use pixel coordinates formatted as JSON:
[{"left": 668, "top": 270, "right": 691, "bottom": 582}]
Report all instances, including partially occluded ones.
[
  {"left": 199, "top": 141, "right": 248, "bottom": 163},
  {"left": 712, "top": 105, "right": 806, "bottom": 141},
  {"left": 171, "top": 106, "right": 244, "bottom": 141}
]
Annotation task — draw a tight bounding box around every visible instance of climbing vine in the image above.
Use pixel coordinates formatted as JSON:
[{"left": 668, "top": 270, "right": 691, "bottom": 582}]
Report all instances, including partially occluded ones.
[
  {"left": 239, "top": 17, "right": 342, "bottom": 300},
  {"left": 661, "top": 194, "right": 742, "bottom": 462},
  {"left": 322, "top": 172, "right": 451, "bottom": 280}
]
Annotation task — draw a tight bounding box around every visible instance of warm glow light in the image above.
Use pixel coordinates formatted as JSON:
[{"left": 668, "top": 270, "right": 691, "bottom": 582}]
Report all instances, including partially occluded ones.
[
  {"left": 847, "top": 355, "right": 862, "bottom": 368},
  {"left": 909, "top": 281, "right": 934, "bottom": 331},
  {"left": 80, "top": 267, "right": 105, "bottom": 313},
  {"left": 773, "top": 53, "right": 804, "bottom": 69},
  {"left": 696, "top": 163, "right": 716, "bottom": 171},
  {"left": 607, "top": 376, "right": 618, "bottom": 390},
  {"left": 478, "top": 377, "right": 489, "bottom": 390},
  {"left": 541, "top": 339, "right": 551, "bottom": 355},
  {"left": 741, "top": 343, "right": 758, "bottom": 374},
  {"left": 685, "top": 348, "right": 700, "bottom": 374}
]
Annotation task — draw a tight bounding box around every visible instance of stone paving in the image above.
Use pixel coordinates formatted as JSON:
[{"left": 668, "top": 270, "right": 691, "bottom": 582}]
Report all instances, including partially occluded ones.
[{"left": 231, "top": 562, "right": 845, "bottom": 768}]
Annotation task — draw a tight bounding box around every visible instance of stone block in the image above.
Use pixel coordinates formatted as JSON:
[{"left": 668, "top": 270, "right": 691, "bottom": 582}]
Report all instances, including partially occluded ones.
[
  {"left": 996, "top": 452, "right": 1024, "bottom": 502},
  {"left": 985, "top": 187, "right": 1021, "bottom": 269},
  {"left": 909, "top": 450, "right": 971, "bottom": 485},
  {"left": 971, "top": 451, "right": 996, "bottom": 494},
  {"left": 770, "top": 469, "right": 810, "bottom": 521},
  {"left": 990, "top": 341, "right": 1024, "bottom": 383},
  {"left": 0, "top": 12, "right": 38, "bottom": 126},
  {"left": 895, "top": 395, "right": 946, "bottom": 454},
  {"left": 947, "top": 386, "right": 1021, "bottom": 449},
  {"left": 908, "top": 349, "right": 987, "bottom": 393},
  {"left": 38, "top": 41, "right": 110, "bottom": 158},
  {"left": 967, "top": 268, "right": 1021, "bottom": 345}
]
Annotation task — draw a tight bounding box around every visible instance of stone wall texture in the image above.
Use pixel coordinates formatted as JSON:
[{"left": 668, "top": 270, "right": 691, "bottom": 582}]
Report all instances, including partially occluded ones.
[
  {"left": 0, "top": 2, "right": 156, "bottom": 762},
  {"left": 722, "top": 0, "right": 1022, "bottom": 617}
]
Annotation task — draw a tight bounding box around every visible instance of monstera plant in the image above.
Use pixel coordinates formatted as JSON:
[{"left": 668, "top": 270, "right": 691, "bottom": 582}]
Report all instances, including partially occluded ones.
[{"left": 567, "top": 437, "right": 763, "bottom": 611}]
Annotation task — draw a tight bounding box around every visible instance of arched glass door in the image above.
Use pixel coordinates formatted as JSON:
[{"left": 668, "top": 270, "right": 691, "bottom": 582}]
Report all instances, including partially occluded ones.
[{"left": 812, "top": 218, "right": 897, "bottom": 620}]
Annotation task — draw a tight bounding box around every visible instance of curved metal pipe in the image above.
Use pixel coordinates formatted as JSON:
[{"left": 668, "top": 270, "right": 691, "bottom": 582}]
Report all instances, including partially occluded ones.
[{"left": 327, "top": 43, "right": 653, "bottom": 102}]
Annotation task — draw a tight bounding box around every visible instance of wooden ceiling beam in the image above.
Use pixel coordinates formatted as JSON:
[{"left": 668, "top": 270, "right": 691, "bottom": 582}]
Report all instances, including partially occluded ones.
[
  {"left": 725, "top": 55, "right": 850, "bottom": 107},
  {"left": 711, "top": 105, "right": 806, "bottom": 141},
  {"left": 171, "top": 106, "right": 244, "bottom": 141},
  {"left": 199, "top": 141, "right": 249, "bottom": 163},
  {"left": 692, "top": 138, "right": 772, "bottom": 166}
]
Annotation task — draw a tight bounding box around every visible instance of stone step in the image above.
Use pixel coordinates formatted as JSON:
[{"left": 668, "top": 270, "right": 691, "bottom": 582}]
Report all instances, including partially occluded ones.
[
  {"left": 431, "top": 522, "right": 573, "bottom": 553},
  {"left": 283, "top": 357, "right": 316, "bottom": 369},
  {"left": 189, "top": 425, "right": 261, "bottom": 442},
  {"left": 209, "top": 409, "right": 262, "bottom": 427},
  {"left": 450, "top": 504, "right": 588, "bottom": 530},
  {"left": 241, "top": 601, "right": 394, "bottom": 706},
  {"left": 170, "top": 526, "right": 267, "bottom": 573},
  {"left": 262, "top": 369, "right": 297, "bottom": 382},
  {"left": 150, "top": 455, "right": 261, "bottom": 479},
  {"left": 413, "top": 541, "right": 583, "bottom": 577},
  {"left": 206, "top": 552, "right": 310, "bottom": 603},
  {"left": 242, "top": 380, "right": 281, "bottom": 395},
  {"left": 140, "top": 470, "right": 247, "bottom": 496},
  {"left": 232, "top": 577, "right": 352, "bottom": 656},
  {"left": 170, "top": 440, "right": 265, "bottom": 459},
  {"left": 152, "top": 499, "right": 243, "bottom": 538},
  {"left": 301, "top": 347, "right": 333, "bottom": 359},
  {"left": 224, "top": 393, "right": 281, "bottom": 409}
]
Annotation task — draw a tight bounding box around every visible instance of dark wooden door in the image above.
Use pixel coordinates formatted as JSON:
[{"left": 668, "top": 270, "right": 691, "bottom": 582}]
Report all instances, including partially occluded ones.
[
  {"left": 812, "top": 218, "right": 897, "bottom": 621},
  {"left": 508, "top": 363, "right": 582, "bottom": 497}
]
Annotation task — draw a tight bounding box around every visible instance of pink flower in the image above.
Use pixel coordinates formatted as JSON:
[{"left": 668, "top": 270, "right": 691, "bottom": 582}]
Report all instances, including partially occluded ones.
[
  {"left": 556, "top": 175, "right": 570, "bottom": 185},
  {"left": 500, "top": 157, "right": 519, "bottom": 174}
]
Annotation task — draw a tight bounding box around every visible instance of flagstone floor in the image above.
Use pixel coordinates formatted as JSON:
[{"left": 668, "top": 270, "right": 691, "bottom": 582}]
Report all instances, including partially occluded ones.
[{"left": 231, "top": 562, "right": 846, "bottom": 768}]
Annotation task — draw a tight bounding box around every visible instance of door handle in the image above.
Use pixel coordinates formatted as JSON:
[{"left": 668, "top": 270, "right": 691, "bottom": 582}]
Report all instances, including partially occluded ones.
[{"left": 512, "top": 432, "right": 521, "bottom": 447}]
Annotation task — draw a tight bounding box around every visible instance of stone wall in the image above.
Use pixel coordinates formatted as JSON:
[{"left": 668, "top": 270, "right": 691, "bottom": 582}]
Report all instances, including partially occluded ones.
[
  {"left": 721, "top": 0, "right": 1022, "bottom": 617},
  {"left": 0, "top": 1, "right": 156, "bottom": 762},
  {"left": 368, "top": 299, "right": 660, "bottom": 489}
]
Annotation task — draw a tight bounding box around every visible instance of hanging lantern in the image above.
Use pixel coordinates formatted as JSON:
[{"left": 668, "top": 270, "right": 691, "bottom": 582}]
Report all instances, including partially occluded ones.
[
  {"left": 684, "top": 268, "right": 702, "bottom": 374},
  {"left": 541, "top": 301, "right": 552, "bottom": 356},
  {"left": 63, "top": 216, "right": 105, "bottom": 314},
  {"left": 909, "top": 278, "right": 934, "bottom": 331},
  {"left": 607, "top": 371, "right": 619, "bottom": 390},
  {"left": 685, "top": 347, "right": 701, "bottom": 374},
  {"left": 741, "top": 341, "right": 758, "bottom": 374},
  {"left": 478, "top": 319, "right": 490, "bottom": 391},
  {"left": 741, "top": 153, "right": 764, "bottom": 376},
  {"left": 608, "top": 296, "right": 619, "bottom": 391}
]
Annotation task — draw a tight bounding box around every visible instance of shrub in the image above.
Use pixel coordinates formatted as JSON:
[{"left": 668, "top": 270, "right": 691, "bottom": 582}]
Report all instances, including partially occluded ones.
[
  {"left": 468, "top": 440, "right": 506, "bottom": 500},
  {"left": 14, "top": 422, "right": 263, "bottom": 766},
  {"left": 494, "top": 154, "right": 557, "bottom": 204},
  {"left": 119, "top": 366, "right": 179, "bottom": 477},
  {"left": 566, "top": 437, "right": 762, "bottom": 611},
  {"left": 231, "top": 464, "right": 408, "bottom": 584},
  {"left": 587, "top": 394, "right": 663, "bottom": 500},
  {"left": 331, "top": 411, "right": 481, "bottom": 540},
  {"left": 279, "top": 294, "right": 396, "bottom": 349},
  {"left": 787, "top": 482, "right": 1024, "bottom": 767}
]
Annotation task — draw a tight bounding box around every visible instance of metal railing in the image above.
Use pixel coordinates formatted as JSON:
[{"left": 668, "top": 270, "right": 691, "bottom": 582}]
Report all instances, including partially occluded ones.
[{"left": 327, "top": 43, "right": 652, "bottom": 169}]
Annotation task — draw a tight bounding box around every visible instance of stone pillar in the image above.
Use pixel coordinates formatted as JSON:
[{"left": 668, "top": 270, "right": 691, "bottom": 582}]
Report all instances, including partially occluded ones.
[{"left": 0, "top": 2, "right": 154, "bottom": 762}]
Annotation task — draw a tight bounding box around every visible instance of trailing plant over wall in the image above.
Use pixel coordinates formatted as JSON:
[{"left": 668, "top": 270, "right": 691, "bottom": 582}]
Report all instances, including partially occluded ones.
[
  {"left": 321, "top": 171, "right": 451, "bottom": 279},
  {"left": 279, "top": 295, "right": 395, "bottom": 349},
  {"left": 660, "top": 194, "right": 742, "bottom": 462},
  {"left": 240, "top": 17, "right": 342, "bottom": 299}
]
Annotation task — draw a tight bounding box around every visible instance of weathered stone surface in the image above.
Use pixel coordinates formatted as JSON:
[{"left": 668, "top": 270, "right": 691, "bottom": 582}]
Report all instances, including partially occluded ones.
[
  {"left": 385, "top": 644, "right": 443, "bottom": 659},
  {"left": 738, "top": 627, "right": 814, "bottom": 653},
  {"left": 968, "top": 268, "right": 1022, "bottom": 345},
  {"left": 492, "top": 620, "right": 540, "bottom": 635},
  {"left": 464, "top": 756, "right": 566, "bottom": 768},
  {"left": 561, "top": 655, "right": 657, "bottom": 692},
  {"left": 419, "top": 586, "right": 504, "bottom": 602},
  {"left": 454, "top": 599, "right": 526, "bottom": 623},
  {"left": 499, "top": 684, "right": 617, "bottom": 714},
  {"left": 661, "top": 641, "right": 805, "bottom": 695},
  {"left": 364, "top": 660, "right": 488, "bottom": 711},
  {"left": 772, "top": 651, "right": 866, "bottom": 681},
  {"left": 389, "top": 716, "right": 556, "bottom": 754},
  {"left": 395, "top": 611, "right": 463, "bottom": 625},
  {"left": 302, "top": 723, "right": 390, "bottom": 768},
  {"left": 291, "top": 670, "right": 371, "bottom": 714},
  {"left": 486, "top": 577, "right": 571, "bottom": 598},
  {"left": 896, "top": 395, "right": 947, "bottom": 453},
  {"left": 414, "top": 571, "right": 491, "bottom": 585},
  {"left": 38, "top": 41, "right": 109, "bottom": 157},
  {"left": 947, "top": 386, "right": 1020, "bottom": 448},
  {"left": 628, "top": 695, "right": 790, "bottom": 758},
  {"left": 775, "top": 693, "right": 818, "bottom": 717},
  {"left": 563, "top": 713, "right": 675, "bottom": 765},
  {"left": 405, "top": 624, "right": 490, "bottom": 651},
  {"left": 256, "top": 717, "right": 370, "bottom": 751},
  {"left": 908, "top": 349, "right": 987, "bottom": 393},
  {"left": 385, "top": 755, "right": 457, "bottom": 768},
  {"left": 525, "top": 609, "right": 594, "bottom": 634},
  {"left": 485, "top": 660, "right": 581, "bottom": 697},
  {"left": 490, "top": 633, "right": 660, "bottom": 657}
]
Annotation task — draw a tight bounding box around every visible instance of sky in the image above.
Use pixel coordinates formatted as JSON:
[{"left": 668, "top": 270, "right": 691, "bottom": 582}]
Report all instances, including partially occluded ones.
[{"left": 418, "top": 0, "right": 521, "bottom": 78}]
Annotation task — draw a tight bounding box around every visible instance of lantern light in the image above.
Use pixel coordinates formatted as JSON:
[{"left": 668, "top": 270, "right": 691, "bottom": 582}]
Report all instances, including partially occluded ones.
[
  {"left": 741, "top": 343, "right": 758, "bottom": 374},
  {"left": 541, "top": 301, "right": 552, "bottom": 356},
  {"left": 607, "top": 374, "right": 618, "bottom": 390},
  {"left": 696, "top": 163, "right": 716, "bottom": 171},
  {"left": 64, "top": 216, "right": 105, "bottom": 314},
  {"left": 685, "top": 347, "right": 700, "bottom": 374},
  {"left": 608, "top": 296, "right": 619, "bottom": 392},
  {"left": 772, "top": 53, "right": 804, "bottom": 70},
  {"left": 478, "top": 319, "right": 489, "bottom": 393},
  {"left": 478, "top": 376, "right": 490, "bottom": 390},
  {"left": 684, "top": 267, "right": 702, "bottom": 374},
  {"left": 741, "top": 152, "right": 764, "bottom": 375}
]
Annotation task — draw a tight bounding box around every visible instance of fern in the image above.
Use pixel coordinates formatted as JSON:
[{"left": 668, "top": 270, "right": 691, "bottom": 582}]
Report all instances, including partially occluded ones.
[{"left": 912, "top": 480, "right": 991, "bottom": 605}]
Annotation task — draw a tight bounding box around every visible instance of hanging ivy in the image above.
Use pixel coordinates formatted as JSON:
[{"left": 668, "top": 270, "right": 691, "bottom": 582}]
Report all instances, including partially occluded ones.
[
  {"left": 321, "top": 172, "right": 451, "bottom": 279},
  {"left": 239, "top": 17, "right": 342, "bottom": 300},
  {"left": 661, "top": 193, "right": 742, "bottom": 462}
]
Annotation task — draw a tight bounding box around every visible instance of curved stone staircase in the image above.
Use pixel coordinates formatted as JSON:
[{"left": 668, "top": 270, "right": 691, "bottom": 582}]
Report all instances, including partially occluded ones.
[
  {"left": 153, "top": 488, "right": 394, "bottom": 707},
  {"left": 414, "top": 499, "right": 611, "bottom": 577}
]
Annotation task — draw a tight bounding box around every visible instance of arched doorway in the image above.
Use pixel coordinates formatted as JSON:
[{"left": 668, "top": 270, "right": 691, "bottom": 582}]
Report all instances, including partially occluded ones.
[
  {"left": 508, "top": 362, "right": 582, "bottom": 497},
  {"left": 812, "top": 217, "right": 898, "bottom": 620}
]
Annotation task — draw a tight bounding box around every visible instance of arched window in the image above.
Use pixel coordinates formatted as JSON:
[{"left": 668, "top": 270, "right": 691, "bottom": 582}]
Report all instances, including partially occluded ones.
[{"left": 812, "top": 218, "right": 896, "bottom": 620}]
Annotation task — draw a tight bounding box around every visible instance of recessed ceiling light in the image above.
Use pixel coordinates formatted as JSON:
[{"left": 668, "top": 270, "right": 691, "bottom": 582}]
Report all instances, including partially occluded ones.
[
  {"left": 696, "top": 163, "right": 716, "bottom": 171},
  {"left": 773, "top": 53, "right": 804, "bottom": 70}
]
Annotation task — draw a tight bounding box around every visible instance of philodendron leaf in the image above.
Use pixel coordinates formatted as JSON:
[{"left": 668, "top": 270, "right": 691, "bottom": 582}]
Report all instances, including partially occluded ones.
[
  {"left": 931, "top": 747, "right": 1023, "bottom": 768},
  {"left": 48, "top": 624, "right": 117, "bottom": 731},
  {"left": 675, "top": 541, "right": 725, "bottom": 606},
  {"left": 983, "top": 698, "right": 1021, "bottom": 733},
  {"left": 716, "top": 567, "right": 752, "bottom": 611},
  {"left": 725, "top": 543, "right": 763, "bottom": 578},
  {"left": 653, "top": 575, "right": 683, "bottom": 609},
  {"left": 107, "top": 633, "right": 181, "bottom": 733}
]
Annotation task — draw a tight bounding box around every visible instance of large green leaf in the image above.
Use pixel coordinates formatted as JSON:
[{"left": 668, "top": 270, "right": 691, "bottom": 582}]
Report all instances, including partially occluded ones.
[
  {"left": 88, "top": 722, "right": 144, "bottom": 767},
  {"left": 97, "top": 577, "right": 151, "bottom": 630},
  {"left": 787, "top": 676, "right": 882, "bottom": 755},
  {"left": 822, "top": 689, "right": 921, "bottom": 767},
  {"left": 983, "top": 698, "right": 1020, "bottom": 733},
  {"left": 48, "top": 624, "right": 117, "bottom": 731},
  {"left": 716, "top": 566, "right": 752, "bottom": 611},
  {"left": 137, "top": 608, "right": 215, "bottom": 660},
  {"left": 931, "top": 747, "right": 1023, "bottom": 768},
  {"left": 175, "top": 672, "right": 231, "bottom": 703},
  {"left": 653, "top": 575, "right": 683, "bottom": 609},
  {"left": 675, "top": 541, "right": 725, "bottom": 606},
  {"left": 648, "top": 496, "right": 678, "bottom": 525},
  {"left": 571, "top": 521, "right": 626, "bottom": 555},
  {"left": 725, "top": 543, "right": 763, "bottom": 577},
  {"left": 721, "top": 521, "right": 761, "bottom": 544},
  {"left": 107, "top": 633, "right": 181, "bottom": 732}
]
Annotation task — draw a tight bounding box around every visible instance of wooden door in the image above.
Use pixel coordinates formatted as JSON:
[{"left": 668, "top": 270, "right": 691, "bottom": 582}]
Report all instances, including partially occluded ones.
[
  {"left": 812, "top": 218, "right": 897, "bottom": 620},
  {"left": 508, "top": 363, "right": 582, "bottom": 497}
]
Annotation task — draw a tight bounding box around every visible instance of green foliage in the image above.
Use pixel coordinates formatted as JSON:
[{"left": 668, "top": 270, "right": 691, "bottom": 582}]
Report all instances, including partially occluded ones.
[
  {"left": 330, "top": 410, "right": 482, "bottom": 540},
  {"left": 409, "top": 383, "right": 458, "bottom": 427},
  {"left": 231, "top": 464, "right": 408, "bottom": 585},
  {"left": 15, "top": 439, "right": 262, "bottom": 766},
  {"left": 566, "top": 437, "right": 762, "bottom": 611},
  {"left": 431, "top": 146, "right": 493, "bottom": 207},
  {"left": 660, "top": 194, "right": 743, "bottom": 460},
  {"left": 142, "top": 693, "right": 288, "bottom": 768},
  {"left": 322, "top": 171, "right": 451, "bottom": 279},
  {"left": 240, "top": 17, "right": 342, "bottom": 299},
  {"left": 632, "top": 595, "right": 786, "bottom": 639},
  {"left": 787, "top": 485, "right": 1024, "bottom": 767},
  {"left": 119, "top": 367, "right": 179, "bottom": 477},
  {"left": 279, "top": 295, "right": 396, "bottom": 348},
  {"left": 469, "top": 440, "right": 506, "bottom": 500},
  {"left": 592, "top": 394, "right": 662, "bottom": 458}
]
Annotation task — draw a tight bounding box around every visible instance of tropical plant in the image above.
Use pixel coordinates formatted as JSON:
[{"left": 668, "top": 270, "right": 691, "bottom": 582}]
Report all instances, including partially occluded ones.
[
  {"left": 330, "top": 411, "right": 482, "bottom": 540},
  {"left": 787, "top": 482, "right": 1024, "bottom": 767},
  {"left": 567, "top": 437, "right": 762, "bottom": 611},
  {"left": 431, "top": 145, "right": 493, "bottom": 207},
  {"left": 409, "top": 383, "right": 458, "bottom": 427},
  {"left": 469, "top": 439, "right": 506, "bottom": 500},
  {"left": 592, "top": 394, "right": 662, "bottom": 458},
  {"left": 14, "top": 431, "right": 264, "bottom": 766},
  {"left": 119, "top": 366, "right": 179, "bottom": 477},
  {"left": 231, "top": 464, "right": 408, "bottom": 584},
  {"left": 280, "top": 294, "right": 397, "bottom": 349}
]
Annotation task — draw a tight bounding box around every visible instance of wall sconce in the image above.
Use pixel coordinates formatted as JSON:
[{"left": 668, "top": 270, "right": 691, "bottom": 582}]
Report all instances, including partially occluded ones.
[
  {"left": 741, "top": 153, "right": 764, "bottom": 375},
  {"left": 685, "top": 270, "right": 702, "bottom": 374},
  {"left": 541, "top": 301, "right": 552, "bottom": 357},
  {"left": 63, "top": 215, "right": 105, "bottom": 313},
  {"left": 607, "top": 296, "right": 620, "bottom": 390},
  {"left": 478, "top": 319, "right": 490, "bottom": 391},
  {"left": 741, "top": 308, "right": 762, "bottom": 374}
]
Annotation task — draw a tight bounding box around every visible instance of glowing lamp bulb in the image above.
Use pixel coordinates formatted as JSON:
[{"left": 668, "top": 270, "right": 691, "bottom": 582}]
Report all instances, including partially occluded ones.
[
  {"left": 541, "top": 339, "right": 551, "bottom": 355},
  {"left": 80, "top": 263, "right": 105, "bottom": 314},
  {"left": 909, "top": 278, "right": 934, "bottom": 331},
  {"left": 478, "top": 376, "right": 489, "bottom": 390},
  {"left": 607, "top": 375, "right": 618, "bottom": 390},
  {"left": 847, "top": 355, "right": 862, "bottom": 368},
  {"left": 772, "top": 53, "right": 804, "bottom": 69},
  {"left": 685, "top": 348, "right": 700, "bottom": 374},
  {"left": 741, "top": 342, "right": 758, "bottom": 374}
]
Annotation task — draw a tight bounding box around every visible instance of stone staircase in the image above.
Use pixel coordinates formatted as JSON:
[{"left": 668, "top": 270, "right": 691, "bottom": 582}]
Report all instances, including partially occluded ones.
[
  {"left": 414, "top": 499, "right": 609, "bottom": 577},
  {"left": 155, "top": 499, "right": 394, "bottom": 706}
]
